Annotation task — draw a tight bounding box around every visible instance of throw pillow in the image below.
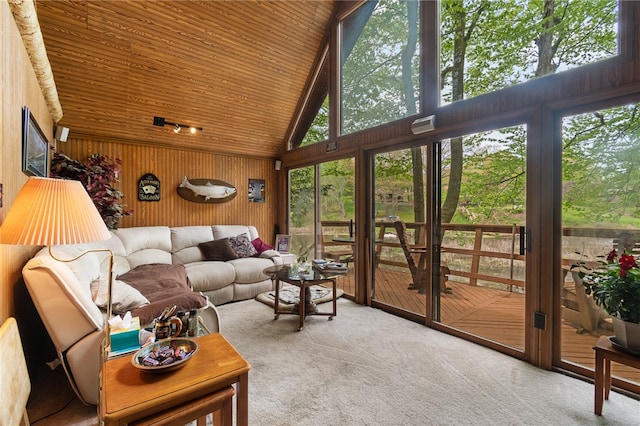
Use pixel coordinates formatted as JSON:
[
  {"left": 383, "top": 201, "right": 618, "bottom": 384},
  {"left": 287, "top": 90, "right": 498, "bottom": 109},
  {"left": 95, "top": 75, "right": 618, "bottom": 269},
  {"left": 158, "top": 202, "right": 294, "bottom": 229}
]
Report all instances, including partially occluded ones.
[
  {"left": 91, "top": 275, "right": 150, "bottom": 314},
  {"left": 229, "top": 233, "right": 258, "bottom": 258},
  {"left": 198, "top": 238, "right": 239, "bottom": 261},
  {"left": 251, "top": 237, "right": 274, "bottom": 256}
]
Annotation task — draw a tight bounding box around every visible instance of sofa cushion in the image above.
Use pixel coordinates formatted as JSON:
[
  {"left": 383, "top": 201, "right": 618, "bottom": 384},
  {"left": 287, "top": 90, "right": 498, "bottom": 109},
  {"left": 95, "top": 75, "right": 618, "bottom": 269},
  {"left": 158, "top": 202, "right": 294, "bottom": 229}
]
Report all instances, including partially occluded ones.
[
  {"left": 199, "top": 238, "right": 239, "bottom": 261},
  {"left": 113, "top": 226, "right": 172, "bottom": 269},
  {"left": 227, "top": 257, "right": 275, "bottom": 283},
  {"left": 126, "top": 249, "right": 172, "bottom": 269},
  {"left": 117, "top": 264, "right": 207, "bottom": 325},
  {"left": 229, "top": 234, "right": 258, "bottom": 258},
  {"left": 91, "top": 276, "right": 149, "bottom": 314},
  {"left": 212, "top": 225, "right": 259, "bottom": 241},
  {"left": 171, "top": 226, "right": 213, "bottom": 264},
  {"left": 184, "top": 261, "right": 236, "bottom": 292},
  {"left": 48, "top": 245, "right": 101, "bottom": 287},
  {"left": 251, "top": 237, "right": 274, "bottom": 255},
  {"left": 25, "top": 254, "right": 104, "bottom": 336}
]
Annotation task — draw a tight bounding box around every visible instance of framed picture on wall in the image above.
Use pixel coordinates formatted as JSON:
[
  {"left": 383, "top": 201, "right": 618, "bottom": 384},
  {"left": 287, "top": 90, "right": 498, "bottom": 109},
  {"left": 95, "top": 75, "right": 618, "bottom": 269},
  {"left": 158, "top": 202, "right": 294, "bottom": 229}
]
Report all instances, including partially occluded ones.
[
  {"left": 275, "top": 234, "right": 291, "bottom": 254},
  {"left": 22, "top": 106, "right": 49, "bottom": 177},
  {"left": 248, "top": 178, "right": 265, "bottom": 202}
]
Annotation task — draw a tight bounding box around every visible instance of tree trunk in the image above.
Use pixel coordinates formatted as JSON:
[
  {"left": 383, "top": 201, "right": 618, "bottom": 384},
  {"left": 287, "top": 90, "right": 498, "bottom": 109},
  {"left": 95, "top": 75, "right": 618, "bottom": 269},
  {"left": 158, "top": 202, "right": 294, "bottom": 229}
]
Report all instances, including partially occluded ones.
[
  {"left": 535, "top": 0, "right": 559, "bottom": 77},
  {"left": 401, "top": 1, "right": 424, "bottom": 221},
  {"left": 441, "top": 0, "right": 467, "bottom": 223}
]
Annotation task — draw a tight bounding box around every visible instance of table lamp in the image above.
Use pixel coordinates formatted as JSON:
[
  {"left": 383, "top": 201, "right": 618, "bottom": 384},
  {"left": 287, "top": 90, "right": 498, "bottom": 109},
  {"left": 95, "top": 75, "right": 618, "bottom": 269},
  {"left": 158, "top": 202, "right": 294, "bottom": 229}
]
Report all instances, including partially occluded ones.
[{"left": 0, "top": 177, "right": 115, "bottom": 349}]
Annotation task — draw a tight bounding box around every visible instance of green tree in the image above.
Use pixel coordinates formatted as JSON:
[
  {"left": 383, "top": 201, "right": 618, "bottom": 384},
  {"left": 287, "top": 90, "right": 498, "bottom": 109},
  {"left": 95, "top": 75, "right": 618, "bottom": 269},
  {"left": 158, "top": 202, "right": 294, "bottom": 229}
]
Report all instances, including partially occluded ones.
[
  {"left": 289, "top": 167, "right": 314, "bottom": 228},
  {"left": 440, "top": 0, "right": 617, "bottom": 223}
]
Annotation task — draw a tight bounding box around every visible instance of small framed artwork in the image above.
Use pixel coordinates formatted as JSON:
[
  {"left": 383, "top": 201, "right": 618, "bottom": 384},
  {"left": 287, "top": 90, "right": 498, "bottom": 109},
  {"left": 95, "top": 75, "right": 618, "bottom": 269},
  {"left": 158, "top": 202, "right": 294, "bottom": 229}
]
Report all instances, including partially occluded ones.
[
  {"left": 248, "top": 178, "right": 265, "bottom": 202},
  {"left": 275, "top": 234, "right": 291, "bottom": 254},
  {"left": 22, "top": 106, "right": 49, "bottom": 177}
]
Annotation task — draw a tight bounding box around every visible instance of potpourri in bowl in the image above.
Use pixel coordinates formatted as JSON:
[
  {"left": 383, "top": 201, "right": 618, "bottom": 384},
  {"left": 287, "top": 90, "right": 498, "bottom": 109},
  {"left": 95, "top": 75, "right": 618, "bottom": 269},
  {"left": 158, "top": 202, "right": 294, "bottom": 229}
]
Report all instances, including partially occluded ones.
[{"left": 131, "top": 338, "right": 199, "bottom": 373}]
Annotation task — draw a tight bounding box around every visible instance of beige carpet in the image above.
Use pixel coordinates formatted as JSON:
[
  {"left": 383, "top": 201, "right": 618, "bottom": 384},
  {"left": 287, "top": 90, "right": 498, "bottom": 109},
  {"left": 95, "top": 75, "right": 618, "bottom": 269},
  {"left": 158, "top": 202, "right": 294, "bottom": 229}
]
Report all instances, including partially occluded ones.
[
  {"left": 217, "top": 298, "right": 640, "bottom": 426},
  {"left": 26, "top": 298, "right": 640, "bottom": 425}
]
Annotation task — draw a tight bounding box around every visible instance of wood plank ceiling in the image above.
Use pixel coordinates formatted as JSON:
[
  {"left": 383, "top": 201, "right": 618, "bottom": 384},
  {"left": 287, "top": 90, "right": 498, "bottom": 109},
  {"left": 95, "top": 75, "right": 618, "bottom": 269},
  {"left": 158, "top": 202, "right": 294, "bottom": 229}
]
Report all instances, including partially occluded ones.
[{"left": 35, "top": 0, "right": 335, "bottom": 159}]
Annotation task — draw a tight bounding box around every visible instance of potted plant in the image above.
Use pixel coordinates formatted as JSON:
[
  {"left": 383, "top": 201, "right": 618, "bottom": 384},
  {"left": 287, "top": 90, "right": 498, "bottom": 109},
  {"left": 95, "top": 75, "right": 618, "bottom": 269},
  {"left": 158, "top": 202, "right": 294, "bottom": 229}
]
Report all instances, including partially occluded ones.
[
  {"left": 50, "top": 152, "right": 133, "bottom": 229},
  {"left": 578, "top": 249, "right": 640, "bottom": 352}
]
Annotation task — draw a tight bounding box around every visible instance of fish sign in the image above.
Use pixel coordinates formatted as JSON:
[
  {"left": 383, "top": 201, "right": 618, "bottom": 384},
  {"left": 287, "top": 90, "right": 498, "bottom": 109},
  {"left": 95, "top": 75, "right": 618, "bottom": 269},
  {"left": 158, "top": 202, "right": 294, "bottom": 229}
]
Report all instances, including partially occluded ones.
[{"left": 178, "top": 176, "right": 237, "bottom": 203}]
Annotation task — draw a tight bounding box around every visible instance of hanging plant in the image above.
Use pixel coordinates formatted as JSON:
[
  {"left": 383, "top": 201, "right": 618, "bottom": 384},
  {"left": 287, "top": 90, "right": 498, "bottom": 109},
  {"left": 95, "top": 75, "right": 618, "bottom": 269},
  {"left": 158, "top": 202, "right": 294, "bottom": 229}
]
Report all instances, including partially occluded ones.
[{"left": 50, "top": 152, "right": 133, "bottom": 229}]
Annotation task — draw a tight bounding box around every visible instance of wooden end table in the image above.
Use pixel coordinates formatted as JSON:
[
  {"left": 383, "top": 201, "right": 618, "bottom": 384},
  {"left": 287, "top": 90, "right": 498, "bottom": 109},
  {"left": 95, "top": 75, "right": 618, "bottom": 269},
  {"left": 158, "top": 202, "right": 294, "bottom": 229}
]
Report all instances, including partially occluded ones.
[
  {"left": 100, "top": 332, "right": 250, "bottom": 425},
  {"left": 264, "top": 264, "right": 345, "bottom": 331},
  {"left": 593, "top": 335, "right": 640, "bottom": 415}
]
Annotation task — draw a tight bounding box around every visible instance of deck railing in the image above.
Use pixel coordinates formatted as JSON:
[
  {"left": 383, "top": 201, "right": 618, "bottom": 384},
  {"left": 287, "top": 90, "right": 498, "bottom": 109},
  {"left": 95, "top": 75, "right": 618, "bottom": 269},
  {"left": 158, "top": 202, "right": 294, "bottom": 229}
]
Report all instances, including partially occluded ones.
[{"left": 320, "top": 220, "right": 640, "bottom": 291}]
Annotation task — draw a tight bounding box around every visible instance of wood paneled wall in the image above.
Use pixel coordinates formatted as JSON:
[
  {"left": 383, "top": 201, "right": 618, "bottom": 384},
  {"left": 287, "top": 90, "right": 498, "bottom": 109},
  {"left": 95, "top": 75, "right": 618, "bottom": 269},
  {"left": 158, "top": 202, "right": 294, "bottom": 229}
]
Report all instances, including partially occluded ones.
[
  {"left": 57, "top": 139, "right": 279, "bottom": 242},
  {"left": 1, "top": 1, "right": 55, "bottom": 322}
]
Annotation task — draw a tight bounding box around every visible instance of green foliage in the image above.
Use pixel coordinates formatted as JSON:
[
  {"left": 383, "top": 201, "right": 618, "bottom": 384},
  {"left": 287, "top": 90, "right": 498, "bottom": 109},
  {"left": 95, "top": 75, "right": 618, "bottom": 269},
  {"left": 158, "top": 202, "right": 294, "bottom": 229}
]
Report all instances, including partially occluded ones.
[
  {"left": 320, "top": 159, "right": 355, "bottom": 220},
  {"left": 562, "top": 105, "right": 640, "bottom": 226},
  {"left": 289, "top": 167, "right": 314, "bottom": 228},
  {"left": 300, "top": 96, "right": 329, "bottom": 147},
  {"left": 579, "top": 251, "right": 640, "bottom": 323},
  {"left": 291, "top": 0, "right": 626, "bottom": 234},
  {"left": 341, "top": 0, "right": 420, "bottom": 134},
  {"left": 50, "top": 152, "right": 133, "bottom": 230},
  {"left": 440, "top": 0, "right": 617, "bottom": 102}
]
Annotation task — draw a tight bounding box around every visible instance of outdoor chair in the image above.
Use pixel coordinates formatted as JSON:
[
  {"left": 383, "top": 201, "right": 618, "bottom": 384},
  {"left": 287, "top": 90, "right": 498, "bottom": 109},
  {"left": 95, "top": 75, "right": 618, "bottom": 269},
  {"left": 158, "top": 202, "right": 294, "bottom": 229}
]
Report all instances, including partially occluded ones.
[{"left": 393, "top": 220, "right": 451, "bottom": 294}]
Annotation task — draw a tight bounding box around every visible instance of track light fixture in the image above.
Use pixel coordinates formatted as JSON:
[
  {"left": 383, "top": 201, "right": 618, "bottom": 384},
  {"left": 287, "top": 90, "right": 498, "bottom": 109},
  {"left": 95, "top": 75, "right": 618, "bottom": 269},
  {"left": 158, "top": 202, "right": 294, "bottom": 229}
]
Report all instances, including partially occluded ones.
[{"left": 153, "top": 116, "right": 203, "bottom": 134}]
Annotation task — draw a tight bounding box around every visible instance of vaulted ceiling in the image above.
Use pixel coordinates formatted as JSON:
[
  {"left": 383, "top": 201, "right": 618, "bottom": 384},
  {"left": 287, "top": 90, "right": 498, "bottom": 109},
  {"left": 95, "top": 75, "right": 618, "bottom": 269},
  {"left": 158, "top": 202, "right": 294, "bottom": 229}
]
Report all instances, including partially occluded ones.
[{"left": 35, "top": 0, "right": 336, "bottom": 159}]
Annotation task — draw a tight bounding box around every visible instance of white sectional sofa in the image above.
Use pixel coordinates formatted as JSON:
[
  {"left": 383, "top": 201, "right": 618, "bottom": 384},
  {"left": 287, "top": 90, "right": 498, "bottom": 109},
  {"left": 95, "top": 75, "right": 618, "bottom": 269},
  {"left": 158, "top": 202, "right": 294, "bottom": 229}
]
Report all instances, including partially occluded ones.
[
  {"left": 22, "top": 224, "right": 282, "bottom": 405},
  {"left": 116, "top": 225, "right": 282, "bottom": 306}
]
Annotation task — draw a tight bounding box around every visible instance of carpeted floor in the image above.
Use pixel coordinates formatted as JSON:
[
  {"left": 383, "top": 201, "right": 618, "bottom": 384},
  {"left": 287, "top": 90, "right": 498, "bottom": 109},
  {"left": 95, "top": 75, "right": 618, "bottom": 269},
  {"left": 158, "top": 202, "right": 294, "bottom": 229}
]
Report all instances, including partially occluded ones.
[
  {"left": 27, "top": 298, "right": 640, "bottom": 425},
  {"left": 216, "top": 298, "right": 640, "bottom": 426}
]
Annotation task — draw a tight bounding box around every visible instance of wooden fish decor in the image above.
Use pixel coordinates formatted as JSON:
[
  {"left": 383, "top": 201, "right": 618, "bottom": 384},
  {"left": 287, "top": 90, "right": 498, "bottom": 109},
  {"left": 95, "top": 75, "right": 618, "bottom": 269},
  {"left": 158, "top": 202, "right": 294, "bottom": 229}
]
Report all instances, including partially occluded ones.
[{"left": 177, "top": 176, "right": 237, "bottom": 203}]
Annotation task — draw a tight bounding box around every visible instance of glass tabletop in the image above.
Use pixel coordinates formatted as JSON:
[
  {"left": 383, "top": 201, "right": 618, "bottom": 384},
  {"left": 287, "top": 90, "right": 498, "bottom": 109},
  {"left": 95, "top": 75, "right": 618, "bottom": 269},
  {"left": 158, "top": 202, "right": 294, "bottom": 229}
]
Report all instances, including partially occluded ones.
[{"left": 264, "top": 264, "right": 346, "bottom": 282}]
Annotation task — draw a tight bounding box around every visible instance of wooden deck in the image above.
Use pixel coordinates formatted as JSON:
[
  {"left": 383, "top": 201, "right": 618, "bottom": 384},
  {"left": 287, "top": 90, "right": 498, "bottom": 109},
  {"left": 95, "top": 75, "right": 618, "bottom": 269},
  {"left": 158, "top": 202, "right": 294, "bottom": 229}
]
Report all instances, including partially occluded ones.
[{"left": 334, "top": 267, "right": 640, "bottom": 386}]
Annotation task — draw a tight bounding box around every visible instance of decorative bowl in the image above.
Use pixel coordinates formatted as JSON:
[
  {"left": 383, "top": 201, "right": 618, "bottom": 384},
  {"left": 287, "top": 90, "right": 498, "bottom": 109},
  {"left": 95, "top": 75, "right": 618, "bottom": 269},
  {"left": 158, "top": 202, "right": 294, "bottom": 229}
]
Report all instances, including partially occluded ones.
[{"left": 131, "top": 338, "right": 199, "bottom": 373}]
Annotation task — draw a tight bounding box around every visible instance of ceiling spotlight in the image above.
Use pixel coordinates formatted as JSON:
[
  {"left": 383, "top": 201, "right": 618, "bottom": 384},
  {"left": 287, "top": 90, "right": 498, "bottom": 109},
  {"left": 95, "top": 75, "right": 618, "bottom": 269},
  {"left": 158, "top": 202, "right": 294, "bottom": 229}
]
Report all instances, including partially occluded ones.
[{"left": 153, "top": 116, "right": 203, "bottom": 134}]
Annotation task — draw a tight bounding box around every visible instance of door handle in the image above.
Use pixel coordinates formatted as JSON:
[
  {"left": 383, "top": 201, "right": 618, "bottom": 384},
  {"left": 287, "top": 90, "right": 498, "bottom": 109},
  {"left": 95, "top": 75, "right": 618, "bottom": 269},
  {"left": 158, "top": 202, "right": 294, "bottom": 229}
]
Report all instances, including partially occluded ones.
[{"left": 519, "top": 226, "right": 530, "bottom": 255}]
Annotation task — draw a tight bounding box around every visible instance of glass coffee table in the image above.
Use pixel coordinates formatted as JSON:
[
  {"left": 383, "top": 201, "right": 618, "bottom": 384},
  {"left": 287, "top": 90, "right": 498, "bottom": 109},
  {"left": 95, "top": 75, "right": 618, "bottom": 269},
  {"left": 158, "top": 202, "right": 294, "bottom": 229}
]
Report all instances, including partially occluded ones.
[{"left": 264, "top": 264, "right": 346, "bottom": 331}]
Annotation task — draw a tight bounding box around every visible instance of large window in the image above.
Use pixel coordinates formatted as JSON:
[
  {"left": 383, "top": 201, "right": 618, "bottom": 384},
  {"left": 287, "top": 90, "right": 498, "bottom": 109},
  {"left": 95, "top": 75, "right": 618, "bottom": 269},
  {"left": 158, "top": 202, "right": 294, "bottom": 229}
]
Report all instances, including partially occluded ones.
[
  {"left": 560, "top": 103, "right": 640, "bottom": 386},
  {"left": 440, "top": 0, "right": 618, "bottom": 105},
  {"left": 340, "top": 0, "right": 421, "bottom": 135}
]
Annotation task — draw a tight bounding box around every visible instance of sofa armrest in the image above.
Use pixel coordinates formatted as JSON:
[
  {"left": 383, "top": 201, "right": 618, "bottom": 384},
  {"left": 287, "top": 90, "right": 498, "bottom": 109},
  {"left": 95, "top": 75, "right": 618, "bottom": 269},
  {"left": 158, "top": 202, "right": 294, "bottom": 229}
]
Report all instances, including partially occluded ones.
[
  {"left": 259, "top": 250, "right": 283, "bottom": 266},
  {"left": 259, "top": 249, "right": 280, "bottom": 259}
]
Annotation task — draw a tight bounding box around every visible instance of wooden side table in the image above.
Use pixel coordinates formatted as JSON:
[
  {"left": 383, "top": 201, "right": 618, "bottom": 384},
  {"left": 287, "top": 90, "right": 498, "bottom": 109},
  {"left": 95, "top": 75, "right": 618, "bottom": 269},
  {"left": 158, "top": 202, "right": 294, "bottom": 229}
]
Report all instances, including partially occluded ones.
[
  {"left": 593, "top": 335, "right": 640, "bottom": 415},
  {"left": 100, "top": 333, "right": 250, "bottom": 425}
]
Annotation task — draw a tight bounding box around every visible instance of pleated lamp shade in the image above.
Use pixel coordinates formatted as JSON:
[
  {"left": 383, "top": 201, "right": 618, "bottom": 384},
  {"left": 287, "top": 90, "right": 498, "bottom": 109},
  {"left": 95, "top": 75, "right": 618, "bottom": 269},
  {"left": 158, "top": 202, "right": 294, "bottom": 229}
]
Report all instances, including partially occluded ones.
[{"left": 0, "top": 177, "right": 111, "bottom": 246}]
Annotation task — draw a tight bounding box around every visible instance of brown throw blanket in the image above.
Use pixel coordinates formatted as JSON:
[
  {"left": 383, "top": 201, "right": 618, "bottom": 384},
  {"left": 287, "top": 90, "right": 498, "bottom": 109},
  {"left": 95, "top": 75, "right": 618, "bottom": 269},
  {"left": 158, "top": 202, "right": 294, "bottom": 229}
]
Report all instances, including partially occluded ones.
[{"left": 117, "top": 264, "right": 208, "bottom": 325}]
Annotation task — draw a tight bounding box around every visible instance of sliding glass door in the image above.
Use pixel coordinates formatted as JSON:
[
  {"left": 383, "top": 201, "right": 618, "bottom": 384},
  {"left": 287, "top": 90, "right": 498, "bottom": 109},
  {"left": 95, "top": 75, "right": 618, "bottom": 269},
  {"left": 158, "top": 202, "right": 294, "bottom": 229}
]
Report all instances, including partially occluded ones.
[
  {"left": 437, "top": 126, "right": 528, "bottom": 352},
  {"left": 370, "top": 146, "right": 428, "bottom": 315},
  {"left": 288, "top": 160, "right": 357, "bottom": 298},
  {"left": 319, "top": 159, "right": 356, "bottom": 297}
]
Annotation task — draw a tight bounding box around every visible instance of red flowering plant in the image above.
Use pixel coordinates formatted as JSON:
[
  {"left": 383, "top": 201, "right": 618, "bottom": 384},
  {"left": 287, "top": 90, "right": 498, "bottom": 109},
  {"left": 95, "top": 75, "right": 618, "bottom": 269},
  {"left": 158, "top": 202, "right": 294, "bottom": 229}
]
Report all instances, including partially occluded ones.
[{"left": 579, "top": 249, "right": 640, "bottom": 324}]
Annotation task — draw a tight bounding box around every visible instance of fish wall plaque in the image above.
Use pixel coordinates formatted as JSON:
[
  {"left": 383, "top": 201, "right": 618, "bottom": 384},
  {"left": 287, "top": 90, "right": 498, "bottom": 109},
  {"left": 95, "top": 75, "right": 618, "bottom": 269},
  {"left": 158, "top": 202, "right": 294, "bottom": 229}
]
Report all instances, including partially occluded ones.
[{"left": 177, "top": 176, "right": 237, "bottom": 203}]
